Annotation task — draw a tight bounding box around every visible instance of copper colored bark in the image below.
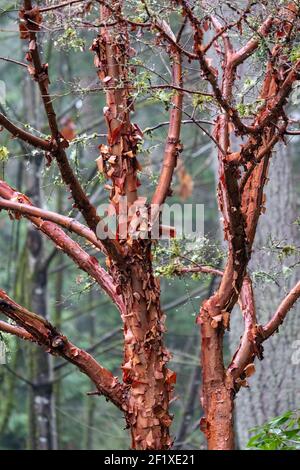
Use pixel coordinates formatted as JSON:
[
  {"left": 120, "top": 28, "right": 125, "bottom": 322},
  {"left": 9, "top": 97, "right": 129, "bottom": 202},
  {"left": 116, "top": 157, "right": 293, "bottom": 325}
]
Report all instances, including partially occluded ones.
[
  {"left": 175, "top": 1, "right": 300, "bottom": 450},
  {"left": 120, "top": 252, "right": 174, "bottom": 449},
  {"left": 92, "top": 2, "right": 176, "bottom": 449}
]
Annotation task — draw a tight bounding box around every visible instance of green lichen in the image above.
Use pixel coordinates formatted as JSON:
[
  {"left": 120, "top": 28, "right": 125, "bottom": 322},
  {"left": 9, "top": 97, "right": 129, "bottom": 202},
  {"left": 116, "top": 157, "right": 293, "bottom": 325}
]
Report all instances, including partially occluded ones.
[
  {"left": 0, "top": 146, "right": 9, "bottom": 162},
  {"left": 55, "top": 27, "right": 85, "bottom": 52}
]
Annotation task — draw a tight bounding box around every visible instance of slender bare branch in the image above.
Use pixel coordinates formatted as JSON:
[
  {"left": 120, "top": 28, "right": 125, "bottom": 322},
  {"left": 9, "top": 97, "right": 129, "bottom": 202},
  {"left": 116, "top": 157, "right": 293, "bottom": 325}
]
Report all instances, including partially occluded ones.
[
  {"left": 228, "top": 279, "right": 300, "bottom": 384},
  {"left": 151, "top": 51, "right": 183, "bottom": 207},
  {"left": 0, "top": 197, "right": 105, "bottom": 252},
  {"left": 0, "top": 112, "right": 52, "bottom": 151},
  {"left": 0, "top": 56, "right": 27, "bottom": 68},
  {"left": 39, "top": 0, "right": 85, "bottom": 12},
  {"left": 263, "top": 280, "right": 300, "bottom": 339},
  {"left": 227, "top": 276, "right": 261, "bottom": 381},
  {"left": 0, "top": 181, "right": 125, "bottom": 313},
  {"left": 174, "top": 266, "right": 223, "bottom": 276}
]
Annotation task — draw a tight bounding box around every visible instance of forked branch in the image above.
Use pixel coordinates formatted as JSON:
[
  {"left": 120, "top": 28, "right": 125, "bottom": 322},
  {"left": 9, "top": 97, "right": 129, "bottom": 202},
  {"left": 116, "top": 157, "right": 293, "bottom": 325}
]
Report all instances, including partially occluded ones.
[{"left": 228, "top": 279, "right": 300, "bottom": 383}]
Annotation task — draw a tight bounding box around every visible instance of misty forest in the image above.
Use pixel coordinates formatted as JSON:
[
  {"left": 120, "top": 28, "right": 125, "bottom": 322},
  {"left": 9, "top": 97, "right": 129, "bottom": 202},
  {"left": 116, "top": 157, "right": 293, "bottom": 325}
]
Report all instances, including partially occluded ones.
[{"left": 0, "top": 0, "right": 300, "bottom": 451}]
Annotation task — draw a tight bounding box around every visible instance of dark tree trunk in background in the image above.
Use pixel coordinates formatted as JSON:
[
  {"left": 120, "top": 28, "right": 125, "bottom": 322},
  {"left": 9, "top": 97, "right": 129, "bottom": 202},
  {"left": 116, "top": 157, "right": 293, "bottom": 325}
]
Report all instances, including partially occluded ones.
[
  {"left": 229, "top": 145, "right": 300, "bottom": 448},
  {"left": 26, "top": 158, "right": 57, "bottom": 450},
  {"left": 53, "top": 186, "right": 64, "bottom": 450},
  {"left": 25, "top": 78, "right": 57, "bottom": 450},
  {"left": 84, "top": 300, "right": 96, "bottom": 450}
]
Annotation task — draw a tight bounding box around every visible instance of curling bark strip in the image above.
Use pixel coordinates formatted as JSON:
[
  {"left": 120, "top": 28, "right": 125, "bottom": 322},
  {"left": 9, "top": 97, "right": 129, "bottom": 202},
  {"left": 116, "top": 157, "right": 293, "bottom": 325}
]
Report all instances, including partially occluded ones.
[{"left": 91, "top": 2, "right": 177, "bottom": 449}]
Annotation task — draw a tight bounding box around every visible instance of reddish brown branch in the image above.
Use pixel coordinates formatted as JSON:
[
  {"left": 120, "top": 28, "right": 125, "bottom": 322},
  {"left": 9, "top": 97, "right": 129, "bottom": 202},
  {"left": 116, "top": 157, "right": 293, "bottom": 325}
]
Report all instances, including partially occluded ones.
[
  {"left": 227, "top": 276, "right": 261, "bottom": 381},
  {"left": 263, "top": 280, "right": 300, "bottom": 339},
  {"left": 0, "top": 320, "right": 34, "bottom": 341},
  {"left": 0, "top": 181, "right": 125, "bottom": 313},
  {"left": 228, "top": 279, "right": 300, "bottom": 385},
  {"left": 230, "top": 16, "right": 273, "bottom": 67},
  {"left": 0, "top": 197, "right": 105, "bottom": 252},
  {"left": 151, "top": 52, "right": 183, "bottom": 207},
  {"left": 0, "top": 57, "right": 27, "bottom": 68},
  {"left": 174, "top": 266, "right": 223, "bottom": 277},
  {"left": 0, "top": 112, "right": 52, "bottom": 151},
  {"left": 0, "top": 290, "right": 126, "bottom": 409}
]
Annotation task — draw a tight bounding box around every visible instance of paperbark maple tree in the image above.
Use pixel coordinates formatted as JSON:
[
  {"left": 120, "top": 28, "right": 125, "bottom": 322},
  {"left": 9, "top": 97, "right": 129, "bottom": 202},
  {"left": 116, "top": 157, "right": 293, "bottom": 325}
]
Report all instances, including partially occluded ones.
[{"left": 0, "top": 0, "right": 300, "bottom": 450}]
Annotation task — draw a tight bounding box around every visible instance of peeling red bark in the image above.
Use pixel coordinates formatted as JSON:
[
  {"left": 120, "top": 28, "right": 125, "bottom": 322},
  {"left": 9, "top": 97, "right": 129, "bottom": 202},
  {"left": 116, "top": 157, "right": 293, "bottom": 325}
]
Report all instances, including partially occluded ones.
[
  {"left": 199, "top": 305, "right": 235, "bottom": 450},
  {"left": 178, "top": 2, "right": 300, "bottom": 450},
  {"left": 120, "top": 248, "right": 174, "bottom": 449},
  {"left": 92, "top": 2, "right": 176, "bottom": 449}
]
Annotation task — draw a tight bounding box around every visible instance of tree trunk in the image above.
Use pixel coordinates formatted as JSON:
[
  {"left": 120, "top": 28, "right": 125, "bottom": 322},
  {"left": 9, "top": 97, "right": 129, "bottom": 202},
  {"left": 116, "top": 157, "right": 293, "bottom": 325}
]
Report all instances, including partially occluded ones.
[
  {"left": 119, "top": 246, "right": 173, "bottom": 450},
  {"left": 26, "top": 158, "right": 57, "bottom": 450},
  {"left": 53, "top": 187, "right": 64, "bottom": 450},
  {"left": 199, "top": 308, "right": 235, "bottom": 450},
  {"left": 85, "top": 296, "right": 96, "bottom": 450},
  {"left": 93, "top": 2, "right": 176, "bottom": 449},
  {"left": 25, "top": 77, "right": 57, "bottom": 450},
  {"left": 229, "top": 145, "right": 300, "bottom": 448}
]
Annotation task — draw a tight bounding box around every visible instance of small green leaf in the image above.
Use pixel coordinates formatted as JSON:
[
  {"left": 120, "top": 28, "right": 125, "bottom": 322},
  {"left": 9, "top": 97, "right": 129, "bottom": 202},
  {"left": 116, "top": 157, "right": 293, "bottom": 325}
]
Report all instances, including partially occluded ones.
[{"left": 0, "top": 146, "right": 9, "bottom": 162}]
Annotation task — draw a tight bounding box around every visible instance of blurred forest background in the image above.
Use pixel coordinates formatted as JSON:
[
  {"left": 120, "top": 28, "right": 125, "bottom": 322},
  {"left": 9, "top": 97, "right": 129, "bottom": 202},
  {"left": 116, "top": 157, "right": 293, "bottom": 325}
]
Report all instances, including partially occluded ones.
[{"left": 0, "top": 0, "right": 299, "bottom": 450}]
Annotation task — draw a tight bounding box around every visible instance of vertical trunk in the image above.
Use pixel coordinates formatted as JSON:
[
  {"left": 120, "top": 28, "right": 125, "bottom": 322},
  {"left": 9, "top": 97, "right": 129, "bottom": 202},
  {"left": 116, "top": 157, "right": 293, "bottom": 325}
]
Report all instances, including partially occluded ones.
[
  {"left": 175, "top": 277, "right": 218, "bottom": 449},
  {"left": 27, "top": 158, "right": 57, "bottom": 450},
  {"left": 199, "top": 308, "right": 235, "bottom": 450},
  {"left": 229, "top": 145, "right": 300, "bottom": 448},
  {"left": 93, "top": 2, "right": 175, "bottom": 449},
  {"left": 53, "top": 187, "right": 64, "bottom": 450},
  {"left": 120, "top": 246, "right": 173, "bottom": 450},
  {"left": 85, "top": 296, "right": 96, "bottom": 450},
  {"left": 24, "top": 77, "right": 57, "bottom": 450}
]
